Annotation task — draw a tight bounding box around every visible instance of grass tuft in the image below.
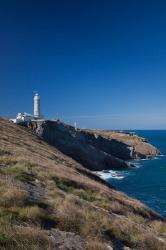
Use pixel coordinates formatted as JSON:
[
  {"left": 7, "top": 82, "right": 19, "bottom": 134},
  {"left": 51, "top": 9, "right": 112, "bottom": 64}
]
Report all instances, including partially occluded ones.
[
  {"left": 84, "top": 240, "right": 109, "bottom": 250},
  {"left": 1, "top": 162, "right": 35, "bottom": 183}
]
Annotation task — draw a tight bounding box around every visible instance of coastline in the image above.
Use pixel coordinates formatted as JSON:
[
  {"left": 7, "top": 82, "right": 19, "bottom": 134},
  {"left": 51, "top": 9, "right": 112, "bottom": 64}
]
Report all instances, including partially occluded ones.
[
  {"left": 27, "top": 120, "right": 160, "bottom": 171},
  {"left": 95, "top": 150, "right": 166, "bottom": 218}
]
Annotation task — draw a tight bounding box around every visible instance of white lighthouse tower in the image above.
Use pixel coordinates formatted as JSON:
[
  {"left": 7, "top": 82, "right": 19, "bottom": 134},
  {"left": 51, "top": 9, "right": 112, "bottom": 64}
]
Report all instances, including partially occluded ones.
[{"left": 34, "top": 93, "right": 40, "bottom": 119}]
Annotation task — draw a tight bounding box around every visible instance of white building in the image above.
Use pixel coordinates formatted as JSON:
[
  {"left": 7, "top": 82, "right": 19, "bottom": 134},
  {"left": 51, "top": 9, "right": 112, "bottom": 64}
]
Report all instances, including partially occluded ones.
[{"left": 10, "top": 93, "right": 42, "bottom": 124}]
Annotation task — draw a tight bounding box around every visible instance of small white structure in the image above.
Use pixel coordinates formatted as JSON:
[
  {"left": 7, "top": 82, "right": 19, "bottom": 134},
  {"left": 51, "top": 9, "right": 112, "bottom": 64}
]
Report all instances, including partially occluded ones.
[
  {"left": 11, "top": 113, "right": 35, "bottom": 124},
  {"left": 10, "top": 93, "right": 42, "bottom": 124}
]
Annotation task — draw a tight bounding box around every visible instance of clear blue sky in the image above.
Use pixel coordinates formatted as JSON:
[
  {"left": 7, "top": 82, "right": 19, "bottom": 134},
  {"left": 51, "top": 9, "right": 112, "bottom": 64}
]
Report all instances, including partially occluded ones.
[{"left": 1, "top": 0, "right": 166, "bottom": 129}]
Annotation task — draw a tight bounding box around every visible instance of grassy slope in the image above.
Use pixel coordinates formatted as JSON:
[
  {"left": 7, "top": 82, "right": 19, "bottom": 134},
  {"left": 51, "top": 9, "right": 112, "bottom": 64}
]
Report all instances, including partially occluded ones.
[{"left": 0, "top": 119, "right": 166, "bottom": 250}]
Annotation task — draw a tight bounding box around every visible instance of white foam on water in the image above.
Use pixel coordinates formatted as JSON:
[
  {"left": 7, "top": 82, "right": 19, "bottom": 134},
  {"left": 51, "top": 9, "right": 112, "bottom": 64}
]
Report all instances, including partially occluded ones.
[
  {"left": 95, "top": 170, "right": 128, "bottom": 180},
  {"left": 95, "top": 171, "right": 111, "bottom": 180},
  {"left": 153, "top": 157, "right": 160, "bottom": 160}
]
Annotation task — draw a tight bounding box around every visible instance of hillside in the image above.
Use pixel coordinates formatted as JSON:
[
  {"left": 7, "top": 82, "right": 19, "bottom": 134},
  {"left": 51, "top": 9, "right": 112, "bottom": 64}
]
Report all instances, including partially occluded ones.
[{"left": 0, "top": 118, "right": 166, "bottom": 250}]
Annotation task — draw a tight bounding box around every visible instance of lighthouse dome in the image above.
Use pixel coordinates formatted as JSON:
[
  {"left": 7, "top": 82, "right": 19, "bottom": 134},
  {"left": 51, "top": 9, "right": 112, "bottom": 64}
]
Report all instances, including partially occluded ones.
[{"left": 34, "top": 93, "right": 40, "bottom": 99}]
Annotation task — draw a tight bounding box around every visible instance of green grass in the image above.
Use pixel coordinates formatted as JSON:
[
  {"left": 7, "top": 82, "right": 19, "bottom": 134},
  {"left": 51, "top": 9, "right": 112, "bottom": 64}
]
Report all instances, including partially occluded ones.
[
  {"left": 1, "top": 162, "right": 35, "bottom": 183},
  {"left": 71, "top": 189, "right": 98, "bottom": 202}
]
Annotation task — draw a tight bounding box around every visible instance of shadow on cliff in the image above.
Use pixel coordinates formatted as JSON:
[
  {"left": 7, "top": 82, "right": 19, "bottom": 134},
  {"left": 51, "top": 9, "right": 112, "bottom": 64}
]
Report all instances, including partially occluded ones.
[{"left": 27, "top": 120, "right": 134, "bottom": 171}]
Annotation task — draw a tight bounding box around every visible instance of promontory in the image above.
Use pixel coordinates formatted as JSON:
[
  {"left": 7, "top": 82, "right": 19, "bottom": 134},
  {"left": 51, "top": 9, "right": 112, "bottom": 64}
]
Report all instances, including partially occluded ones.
[{"left": 27, "top": 120, "right": 160, "bottom": 171}]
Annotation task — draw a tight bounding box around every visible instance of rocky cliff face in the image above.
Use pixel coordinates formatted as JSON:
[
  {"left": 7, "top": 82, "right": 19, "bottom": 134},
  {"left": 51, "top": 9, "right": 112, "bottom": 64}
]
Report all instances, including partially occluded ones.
[
  {"left": 84, "top": 129, "right": 161, "bottom": 159},
  {"left": 27, "top": 120, "right": 160, "bottom": 171}
]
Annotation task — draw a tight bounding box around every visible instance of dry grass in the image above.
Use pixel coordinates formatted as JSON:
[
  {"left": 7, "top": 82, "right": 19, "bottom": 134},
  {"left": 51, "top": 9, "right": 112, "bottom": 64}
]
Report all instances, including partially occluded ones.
[
  {"left": 0, "top": 221, "right": 51, "bottom": 250},
  {"left": 84, "top": 128, "right": 143, "bottom": 143},
  {"left": 105, "top": 218, "right": 144, "bottom": 247},
  {"left": 84, "top": 240, "right": 110, "bottom": 250},
  {"left": 144, "top": 235, "right": 166, "bottom": 250},
  {"left": 57, "top": 195, "right": 85, "bottom": 233},
  {"left": 57, "top": 194, "right": 106, "bottom": 237},
  {"left": 56, "top": 196, "right": 165, "bottom": 249},
  {"left": 10, "top": 206, "right": 50, "bottom": 224},
  {"left": 0, "top": 177, "right": 28, "bottom": 208},
  {"left": 0, "top": 119, "right": 165, "bottom": 250},
  {"left": 149, "top": 220, "right": 166, "bottom": 234}
]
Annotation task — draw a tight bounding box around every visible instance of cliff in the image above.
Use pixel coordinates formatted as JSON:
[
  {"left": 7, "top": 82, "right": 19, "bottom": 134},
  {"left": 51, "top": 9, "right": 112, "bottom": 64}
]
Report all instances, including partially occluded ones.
[
  {"left": 85, "top": 129, "right": 161, "bottom": 159},
  {"left": 26, "top": 120, "right": 160, "bottom": 171},
  {"left": 0, "top": 118, "right": 165, "bottom": 250}
]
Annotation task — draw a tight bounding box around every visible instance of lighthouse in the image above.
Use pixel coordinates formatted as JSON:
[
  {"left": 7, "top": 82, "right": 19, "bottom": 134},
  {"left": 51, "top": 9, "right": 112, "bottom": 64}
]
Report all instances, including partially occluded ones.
[
  {"left": 34, "top": 93, "right": 40, "bottom": 118},
  {"left": 10, "top": 92, "right": 42, "bottom": 124}
]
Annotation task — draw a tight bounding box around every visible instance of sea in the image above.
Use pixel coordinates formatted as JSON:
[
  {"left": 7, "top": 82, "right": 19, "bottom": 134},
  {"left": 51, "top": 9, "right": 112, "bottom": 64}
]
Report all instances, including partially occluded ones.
[{"left": 97, "top": 130, "right": 166, "bottom": 218}]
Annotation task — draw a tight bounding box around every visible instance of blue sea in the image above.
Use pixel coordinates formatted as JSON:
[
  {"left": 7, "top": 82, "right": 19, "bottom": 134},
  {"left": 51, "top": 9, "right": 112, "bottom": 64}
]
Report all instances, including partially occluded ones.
[{"left": 97, "top": 130, "right": 166, "bottom": 218}]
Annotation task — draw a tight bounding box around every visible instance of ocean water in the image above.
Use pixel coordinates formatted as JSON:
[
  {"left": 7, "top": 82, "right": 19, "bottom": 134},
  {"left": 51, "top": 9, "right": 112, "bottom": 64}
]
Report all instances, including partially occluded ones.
[{"left": 97, "top": 130, "right": 166, "bottom": 218}]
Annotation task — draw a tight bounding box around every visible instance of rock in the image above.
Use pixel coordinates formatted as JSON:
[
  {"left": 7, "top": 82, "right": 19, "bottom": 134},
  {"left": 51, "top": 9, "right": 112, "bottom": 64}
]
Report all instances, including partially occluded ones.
[
  {"left": 82, "top": 129, "right": 161, "bottom": 160},
  {"left": 50, "top": 229, "right": 85, "bottom": 250},
  {"left": 27, "top": 120, "right": 134, "bottom": 171},
  {"left": 26, "top": 120, "right": 159, "bottom": 171}
]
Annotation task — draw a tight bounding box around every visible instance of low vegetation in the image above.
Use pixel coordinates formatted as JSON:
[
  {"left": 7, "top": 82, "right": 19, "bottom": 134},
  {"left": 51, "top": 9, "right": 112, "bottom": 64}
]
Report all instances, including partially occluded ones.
[
  {"left": 84, "top": 240, "right": 109, "bottom": 250},
  {"left": 0, "top": 119, "right": 165, "bottom": 249}
]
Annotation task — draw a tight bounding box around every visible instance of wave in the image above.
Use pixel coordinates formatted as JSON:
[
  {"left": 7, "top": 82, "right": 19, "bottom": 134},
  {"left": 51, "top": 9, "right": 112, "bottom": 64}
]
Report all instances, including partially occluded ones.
[
  {"left": 95, "top": 170, "right": 129, "bottom": 180},
  {"left": 96, "top": 153, "right": 164, "bottom": 181},
  {"left": 139, "top": 158, "right": 150, "bottom": 161},
  {"left": 158, "top": 154, "right": 166, "bottom": 158}
]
